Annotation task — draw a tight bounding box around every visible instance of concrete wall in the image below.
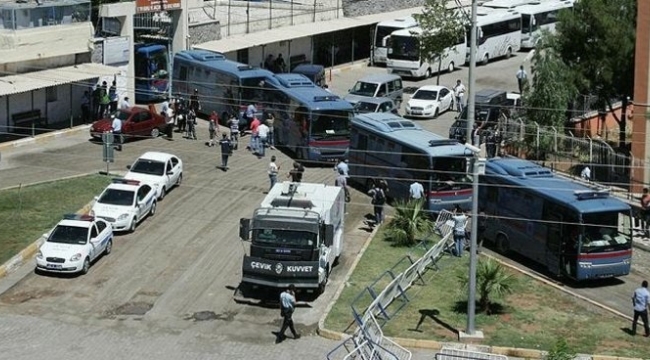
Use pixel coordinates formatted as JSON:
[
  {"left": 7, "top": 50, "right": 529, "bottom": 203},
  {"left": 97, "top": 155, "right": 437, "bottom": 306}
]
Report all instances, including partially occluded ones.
[
  {"left": 0, "top": 55, "right": 77, "bottom": 75},
  {"left": 0, "top": 22, "right": 93, "bottom": 64},
  {"left": 188, "top": 21, "right": 221, "bottom": 46}
]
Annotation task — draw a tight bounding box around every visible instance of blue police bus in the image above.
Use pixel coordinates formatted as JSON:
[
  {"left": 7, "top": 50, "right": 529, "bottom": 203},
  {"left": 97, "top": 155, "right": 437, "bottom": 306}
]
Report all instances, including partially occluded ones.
[
  {"left": 172, "top": 50, "right": 273, "bottom": 124},
  {"left": 348, "top": 112, "right": 473, "bottom": 212},
  {"left": 479, "top": 158, "right": 632, "bottom": 280},
  {"left": 262, "top": 74, "right": 354, "bottom": 162},
  {"left": 135, "top": 44, "right": 170, "bottom": 103}
]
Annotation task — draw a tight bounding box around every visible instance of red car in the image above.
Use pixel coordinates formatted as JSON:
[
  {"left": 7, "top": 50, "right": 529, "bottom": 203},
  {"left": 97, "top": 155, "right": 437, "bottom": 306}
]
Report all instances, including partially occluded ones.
[{"left": 90, "top": 105, "right": 166, "bottom": 140}]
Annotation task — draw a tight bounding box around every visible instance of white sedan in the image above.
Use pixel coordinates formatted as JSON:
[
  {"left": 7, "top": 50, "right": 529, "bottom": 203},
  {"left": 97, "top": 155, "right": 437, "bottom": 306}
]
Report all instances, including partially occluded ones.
[
  {"left": 124, "top": 151, "right": 183, "bottom": 200},
  {"left": 404, "top": 85, "right": 455, "bottom": 119},
  {"left": 35, "top": 214, "right": 113, "bottom": 275},
  {"left": 90, "top": 178, "right": 157, "bottom": 233}
]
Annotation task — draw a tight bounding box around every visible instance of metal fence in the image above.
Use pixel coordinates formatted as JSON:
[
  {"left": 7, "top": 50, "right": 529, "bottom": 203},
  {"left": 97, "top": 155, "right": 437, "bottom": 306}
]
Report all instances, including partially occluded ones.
[{"left": 327, "top": 211, "right": 458, "bottom": 360}]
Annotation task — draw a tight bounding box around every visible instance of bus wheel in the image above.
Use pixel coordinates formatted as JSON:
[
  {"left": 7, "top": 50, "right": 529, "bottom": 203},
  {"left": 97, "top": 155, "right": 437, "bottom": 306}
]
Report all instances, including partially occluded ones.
[
  {"left": 496, "top": 234, "right": 510, "bottom": 254},
  {"left": 425, "top": 68, "right": 432, "bottom": 78},
  {"left": 447, "top": 62, "right": 455, "bottom": 73},
  {"left": 505, "top": 47, "right": 512, "bottom": 59},
  {"left": 481, "top": 54, "right": 489, "bottom": 66}
]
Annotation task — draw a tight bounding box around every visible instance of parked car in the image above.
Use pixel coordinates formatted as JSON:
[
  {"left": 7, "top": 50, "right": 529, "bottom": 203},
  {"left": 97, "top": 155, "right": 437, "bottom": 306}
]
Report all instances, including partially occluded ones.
[
  {"left": 89, "top": 105, "right": 166, "bottom": 141},
  {"left": 292, "top": 64, "right": 326, "bottom": 87},
  {"left": 90, "top": 178, "right": 157, "bottom": 233},
  {"left": 344, "top": 74, "right": 404, "bottom": 107},
  {"left": 404, "top": 85, "right": 454, "bottom": 119},
  {"left": 353, "top": 97, "right": 399, "bottom": 115},
  {"left": 35, "top": 214, "right": 113, "bottom": 275},
  {"left": 124, "top": 151, "right": 183, "bottom": 200}
]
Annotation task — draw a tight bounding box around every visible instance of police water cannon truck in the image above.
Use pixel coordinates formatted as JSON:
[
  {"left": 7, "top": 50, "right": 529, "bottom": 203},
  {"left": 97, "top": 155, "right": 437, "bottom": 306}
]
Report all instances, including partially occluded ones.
[{"left": 238, "top": 181, "right": 345, "bottom": 296}]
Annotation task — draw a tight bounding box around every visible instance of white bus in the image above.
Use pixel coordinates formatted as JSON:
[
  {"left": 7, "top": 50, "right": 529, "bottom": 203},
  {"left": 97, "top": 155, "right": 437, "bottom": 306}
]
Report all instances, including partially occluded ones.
[
  {"left": 372, "top": 16, "right": 418, "bottom": 65},
  {"left": 480, "top": 0, "right": 537, "bottom": 10},
  {"left": 468, "top": 7, "right": 522, "bottom": 65},
  {"left": 516, "top": 0, "right": 575, "bottom": 48},
  {"left": 386, "top": 27, "right": 467, "bottom": 79}
]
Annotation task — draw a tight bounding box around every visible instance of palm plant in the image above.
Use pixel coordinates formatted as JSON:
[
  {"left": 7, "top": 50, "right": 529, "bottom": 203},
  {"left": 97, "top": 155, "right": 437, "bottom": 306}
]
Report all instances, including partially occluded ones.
[
  {"left": 458, "top": 258, "right": 516, "bottom": 314},
  {"left": 383, "top": 199, "right": 433, "bottom": 246}
]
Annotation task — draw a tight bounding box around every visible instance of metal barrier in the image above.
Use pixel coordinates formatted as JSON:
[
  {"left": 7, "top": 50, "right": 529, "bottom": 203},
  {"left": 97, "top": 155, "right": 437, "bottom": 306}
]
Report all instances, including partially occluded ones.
[
  {"left": 329, "top": 211, "right": 457, "bottom": 360},
  {"left": 435, "top": 347, "right": 509, "bottom": 360}
]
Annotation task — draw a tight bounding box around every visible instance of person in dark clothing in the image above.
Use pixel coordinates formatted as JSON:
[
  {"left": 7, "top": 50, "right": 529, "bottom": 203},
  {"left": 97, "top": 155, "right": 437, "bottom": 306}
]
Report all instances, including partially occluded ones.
[
  {"left": 92, "top": 85, "right": 101, "bottom": 120},
  {"left": 108, "top": 81, "right": 118, "bottom": 113},
  {"left": 219, "top": 133, "right": 233, "bottom": 170},
  {"left": 486, "top": 129, "right": 497, "bottom": 158},
  {"left": 276, "top": 284, "right": 300, "bottom": 343},
  {"left": 288, "top": 162, "right": 305, "bottom": 182},
  {"left": 274, "top": 53, "right": 286, "bottom": 73},
  {"left": 190, "top": 89, "right": 201, "bottom": 113},
  {"left": 81, "top": 90, "right": 91, "bottom": 123}
]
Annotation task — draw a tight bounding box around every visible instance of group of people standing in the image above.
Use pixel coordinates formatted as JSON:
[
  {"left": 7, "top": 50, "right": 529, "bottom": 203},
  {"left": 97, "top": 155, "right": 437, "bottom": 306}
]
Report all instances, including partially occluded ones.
[
  {"left": 161, "top": 89, "right": 202, "bottom": 140},
  {"left": 263, "top": 53, "right": 287, "bottom": 74},
  {"left": 82, "top": 80, "right": 130, "bottom": 123}
]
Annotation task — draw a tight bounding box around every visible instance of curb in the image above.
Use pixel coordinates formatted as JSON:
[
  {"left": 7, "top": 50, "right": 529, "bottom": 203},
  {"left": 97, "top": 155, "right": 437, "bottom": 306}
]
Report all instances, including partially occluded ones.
[
  {"left": 317, "top": 221, "right": 381, "bottom": 341},
  {"left": 0, "top": 200, "right": 95, "bottom": 280},
  {"left": 0, "top": 124, "right": 91, "bottom": 151}
]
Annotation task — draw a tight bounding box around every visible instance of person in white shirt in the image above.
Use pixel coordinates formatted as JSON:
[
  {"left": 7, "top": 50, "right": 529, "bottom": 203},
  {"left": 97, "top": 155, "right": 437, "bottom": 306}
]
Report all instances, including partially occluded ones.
[
  {"left": 164, "top": 107, "right": 174, "bottom": 139},
  {"left": 632, "top": 280, "right": 650, "bottom": 336},
  {"left": 335, "top": 158, "right": 349, "bottom": 178},
  {"left": 453, "top": 79, "right": 466, "bottom": 113},
  {"left": 451, "top": 205, "right": 468, "bottom": 257},
  {"left": 119, "top": 96, "right": 130, "bottom": 110},
  {"left": 276, "top": 284, "right": 300, "bottom": 343},
  {"left": 257, "top": 122, "right": 270, "bottom": 157},
  {"left": 581, "top": 165, "right": 591, "bottom": 182},
  {"left": 516, "top": 65, "right": 528, "bottom": 94},
  {"left": 110, "top": 114, "right": 123, "bottom": 151},
  {"left": 268, "top": 155, "right": 280, "bottom": 192},
  {"left": 409, "top": 181, "right": 425, "bottom": 201}
]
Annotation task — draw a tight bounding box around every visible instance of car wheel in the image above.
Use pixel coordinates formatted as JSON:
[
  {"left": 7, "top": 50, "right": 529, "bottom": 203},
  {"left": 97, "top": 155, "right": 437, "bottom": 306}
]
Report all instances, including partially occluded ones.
[
  {"left": 150, "top": 200, "right": 157, "bottom": 217},
  {"left": 81, "top": 257, "right": 90, "bottom": 275},
  {"left": 129, "top": 217, "right": 137, "bottom": 233},
  {"left": 425, "top": 68, "right": 432, "bottom": 78},
  {"left": 448, "top": 61, "right": 455, "bottom": 73},
  {"left": 176, "top": 172, "right": 183, "bottom": 186},
  {"left": 433, "top": 109, "right": 439, "bottom": 119},
  {"left": 105, "top": 239, "right": 112, "bottom": 255},
  {"left": 481, "top": 54, "right": 489, "bottom": 66},
  {"left": 496, "top": 234, "right": 510, "bottom": 254},
  {"left": 159, "top": 187, "right": 166, "bottom": 200},
  {"left": 505, "top": 47, "right": 512, "bottom": 59},
  {"left": 151, "top": 127, "right": 160, "bottom": 138}
]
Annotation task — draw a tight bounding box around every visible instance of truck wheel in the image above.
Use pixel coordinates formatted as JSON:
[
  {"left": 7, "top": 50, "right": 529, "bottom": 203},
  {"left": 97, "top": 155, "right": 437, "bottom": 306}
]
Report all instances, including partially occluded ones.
[
  {"left": 496, "top": 234, "right": 510, "bottom": 254},
  {"left": 318, "top": 267, "right": 330, "bottom": 295}
]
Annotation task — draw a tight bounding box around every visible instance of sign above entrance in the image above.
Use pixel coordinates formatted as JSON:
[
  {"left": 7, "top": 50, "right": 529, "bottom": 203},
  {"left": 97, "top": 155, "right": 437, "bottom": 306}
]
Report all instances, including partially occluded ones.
[{"left": 135, "top": 0, "right": 181, "bottom": 13}]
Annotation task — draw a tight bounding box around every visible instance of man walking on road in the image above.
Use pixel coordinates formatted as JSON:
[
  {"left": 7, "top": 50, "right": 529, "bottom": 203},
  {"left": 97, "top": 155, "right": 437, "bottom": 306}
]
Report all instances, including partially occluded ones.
[
  {"left": 276, "top": 284, "right": 300, "bottom": 343},
  {"left": 219, "top": 133, "right": 232, "bottom": 171},
  {"left": 268, "top": 156, "right": 280, "bottom": 191},
  {"left": 111, "top": 114, "right": 123, "bottom": 151},
  {"left": 632, "top": 280, "right": 650, "bottom": 337},
  {"left": 409, "top": 181, "right": 425, "bottom": 201},
  {"left": 516, "top": 65, "right": 528, "bottom": 94},
  {"left": 453, "top": 79, "right": 466, "bottom": 113},
  {"left": 452, "top": 205, "right": 468, "bottom": 257}
]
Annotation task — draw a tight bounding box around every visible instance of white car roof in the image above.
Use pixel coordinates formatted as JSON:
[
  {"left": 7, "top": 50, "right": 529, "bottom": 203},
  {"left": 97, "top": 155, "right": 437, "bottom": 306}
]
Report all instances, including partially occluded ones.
[
  {"left": 104, "top": 182, "right": 140, "bottom": 192},
  {"left": 416, "top": 85, "right": 447, "bottom": 92},
  {"left": 137, "top": 151, "right": 177, "bottom": 162},
  {"left": 57, "top": 219, "right": 94, "bottom": 229}
]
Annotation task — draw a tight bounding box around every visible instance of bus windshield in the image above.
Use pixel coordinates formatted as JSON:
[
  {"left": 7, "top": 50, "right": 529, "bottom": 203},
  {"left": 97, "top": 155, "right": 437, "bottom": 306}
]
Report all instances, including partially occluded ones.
[
  {"left": 581, "top": 211, "right": 632, "bottom": 253},
  {"left": 311, "top": 110, "right": 351, "bottom": 139},
  {"left": 521, "top": 14, "right": 533, "bottom": 34},
  {"left": 135, "top": 50, "right": 168, "bottom": 79},
  {"left": 389, "top": 35, "right": 419, "bottom": 61},
  {"left": 252, "top": 228, "right": 316, "bottom": 248},
  {"left": 376, "top": 26, "right": 401, "bottom": 47},
  {"left": 240, "top": 77, "right": 268, "bottom": 103},
  {"left": 432, "top": 156, "right": 470, "bottom": 190}
]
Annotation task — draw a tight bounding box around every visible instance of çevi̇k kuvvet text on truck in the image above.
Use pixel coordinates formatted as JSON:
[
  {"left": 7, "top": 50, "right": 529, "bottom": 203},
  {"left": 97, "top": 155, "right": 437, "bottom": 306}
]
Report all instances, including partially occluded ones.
[{"left": 238, "top": 181, "right": 345, "bottom": 296}]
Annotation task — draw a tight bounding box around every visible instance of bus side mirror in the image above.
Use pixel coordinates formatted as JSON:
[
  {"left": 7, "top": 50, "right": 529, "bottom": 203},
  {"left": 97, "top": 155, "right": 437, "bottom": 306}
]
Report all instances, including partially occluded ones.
[
  {"left": 324, "top": 224, "right": 334, "bottom": 247},
  {"left": 239, "top": 218, "right": 250, "bottom": 241}
]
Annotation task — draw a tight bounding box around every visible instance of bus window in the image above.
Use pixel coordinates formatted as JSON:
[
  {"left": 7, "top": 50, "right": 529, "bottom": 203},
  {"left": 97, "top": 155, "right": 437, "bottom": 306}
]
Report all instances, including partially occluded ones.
[
  {"left": 179, "top": 66, "right": 188, "bottom": 81},
  {"left": 581, "top": 211, "right": 632, "bottom": 253},
  {"left": 432, "top": 156, "right": 468, "bottom": 187},
  {"left": 401, "top": 150, "right": 429, "bottom": 181},
  {"left": 311, "top": 110, "right": 350, "bottom": 139},
  {"left": 240, "top": 77, "right": 268, "bottom": 103}
]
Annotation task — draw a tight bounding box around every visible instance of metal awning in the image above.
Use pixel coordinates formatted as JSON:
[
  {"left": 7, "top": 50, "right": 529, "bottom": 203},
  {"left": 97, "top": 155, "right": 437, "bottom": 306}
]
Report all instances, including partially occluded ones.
[
  {"left": 0, "top": 63, "right": 121, "bottom": 97},
  {"left": 193, "top": 7, "right": 426, "bottom": 54}
]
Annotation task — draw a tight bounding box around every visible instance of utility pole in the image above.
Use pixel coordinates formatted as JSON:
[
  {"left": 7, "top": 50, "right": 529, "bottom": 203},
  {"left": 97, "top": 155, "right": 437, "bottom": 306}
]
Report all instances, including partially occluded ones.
[{"left": 463, "top": 0, "right": 483, "bottom": 339}]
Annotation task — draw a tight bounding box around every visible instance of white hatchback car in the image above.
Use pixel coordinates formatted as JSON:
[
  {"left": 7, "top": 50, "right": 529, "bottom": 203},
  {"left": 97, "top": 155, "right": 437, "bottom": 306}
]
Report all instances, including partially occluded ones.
[
  {"left": 405, "top": 85, "right": 455, "bottom": 119},
  {"left": 124, "top": 152, "right": 183, "bottom": 200},
  {"left": 90, "top": 178, "right": 157, "bottom": 232},
  {"left": 35, "top": 214, "right": 113, "bottom": 275}
]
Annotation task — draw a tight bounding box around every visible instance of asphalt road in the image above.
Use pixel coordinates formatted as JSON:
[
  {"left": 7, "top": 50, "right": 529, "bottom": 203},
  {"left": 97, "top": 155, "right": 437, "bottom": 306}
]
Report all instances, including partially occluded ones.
[{"left": 0, "top": 51, "right": 642, "bottom": 359}]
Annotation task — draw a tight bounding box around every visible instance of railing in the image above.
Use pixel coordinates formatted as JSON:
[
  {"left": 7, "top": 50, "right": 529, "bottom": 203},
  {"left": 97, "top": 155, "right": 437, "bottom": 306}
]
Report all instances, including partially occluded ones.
[{"left": 328, "top": 211, "right": 458, "bottom": 360}]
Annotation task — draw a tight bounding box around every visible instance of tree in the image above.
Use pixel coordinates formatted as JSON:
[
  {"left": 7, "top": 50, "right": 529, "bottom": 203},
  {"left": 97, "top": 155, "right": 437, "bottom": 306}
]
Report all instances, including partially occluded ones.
[
  {"left": 457, "top": 258, "right": 516, "bottom": 314},
  {"left": 414, "top": 0, "right": 467, "bottom": 85},
  {"left": 383, "top": 199, "right": 433, "bottom": 247},
  {"left": 552, "top": 0, "right": 636, "bottom": 150}
]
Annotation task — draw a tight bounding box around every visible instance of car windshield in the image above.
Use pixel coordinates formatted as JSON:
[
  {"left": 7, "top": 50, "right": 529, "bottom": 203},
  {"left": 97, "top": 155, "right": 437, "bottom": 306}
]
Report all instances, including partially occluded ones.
[
  {"left": 354, "top": 102, "right": 379, "bottom": 113},
  {"left": 413, "top": 90, "right": 438, "bottom": 101},
  {"left": 130, "top": 159, "right": 166, "bottom": 176},
  {"left": 48, "top": 225, "right": 88, "bottom": 245},
  {"left": 432, "top": 156, "right": 471, "bottom": 190},
  {"left": 311, "top": 110, "right": 351, "bottom": 140},
  {"left": 252, "top": 228, "right": 317, "bottom": 248},
  {"left": 581, "top": 211, "right": 632, "bottom": 253},
  {"left": 350, "top": 81, "right": 378, "bottom": 97},
  {"left": 97, "top": 189, "right": 135, "bottom": 206}
]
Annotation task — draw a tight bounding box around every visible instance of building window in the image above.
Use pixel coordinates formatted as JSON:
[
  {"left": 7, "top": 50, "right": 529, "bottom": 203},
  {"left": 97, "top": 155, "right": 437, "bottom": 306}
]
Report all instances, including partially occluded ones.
[{"left": 46, "top": 87, "right": 57, "bottom": 102}]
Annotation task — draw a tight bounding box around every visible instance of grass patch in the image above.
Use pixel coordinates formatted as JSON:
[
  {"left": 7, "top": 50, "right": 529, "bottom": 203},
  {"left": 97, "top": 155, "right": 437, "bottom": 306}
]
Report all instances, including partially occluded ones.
[
  {"left": 0, "top": 175, "right": 112, "bottom": 264},
  {"left": 326, "top": 231, "right": 650, "bottom": 358}
]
